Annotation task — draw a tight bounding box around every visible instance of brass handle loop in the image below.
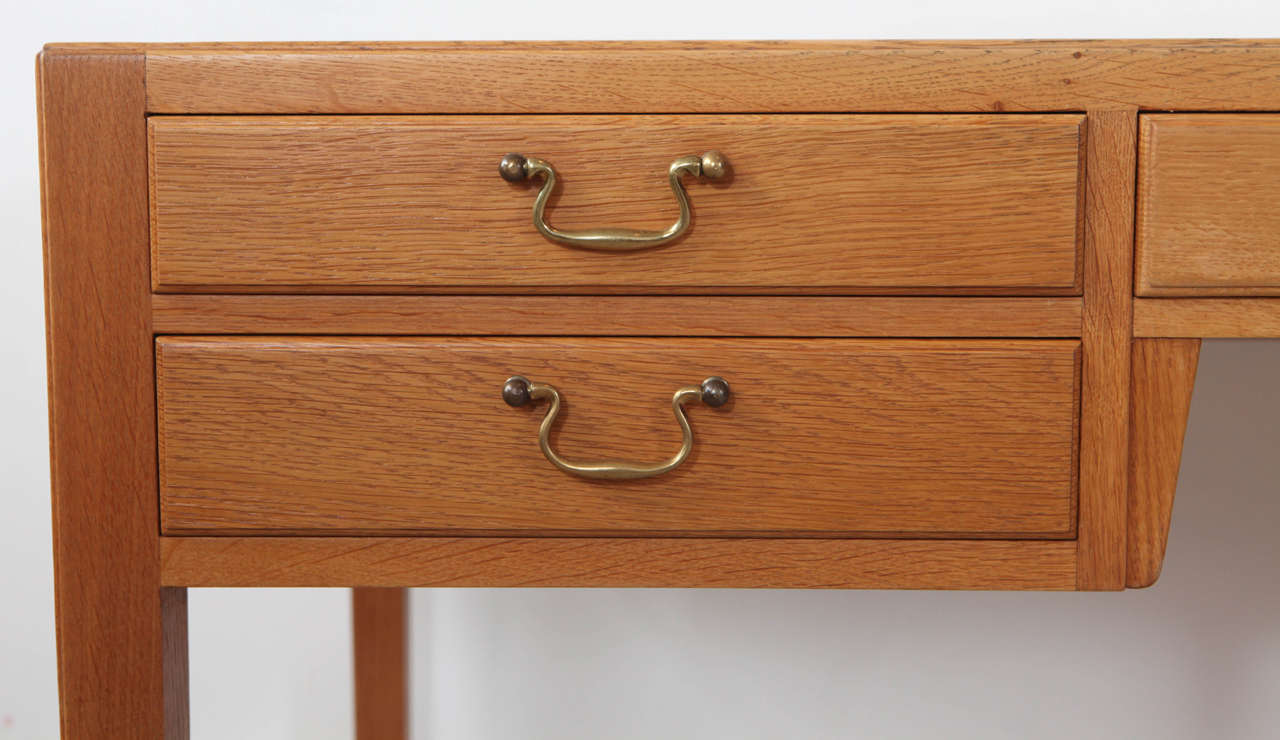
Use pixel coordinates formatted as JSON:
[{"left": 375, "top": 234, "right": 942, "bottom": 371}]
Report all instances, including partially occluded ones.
[
  {"left": 498, "top": 151, "right": 730, "bottom": 251},
  {"left": 502, "top": 375, "right": 731, "bottom": 479}
]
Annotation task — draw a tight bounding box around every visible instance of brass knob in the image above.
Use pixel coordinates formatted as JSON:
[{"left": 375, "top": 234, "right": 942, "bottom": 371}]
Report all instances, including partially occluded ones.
[
  {"left": 502, "top": 375, "right": 532, "bottom": 407},
  {"left": 699, "top": 150, "right": 729, "bottom": 179},
  {"left": 700, "top": 376, "right": 731, "bottom": 407},
  {"left": 498, "top": 153, "right": 528, "bottom": 183}
]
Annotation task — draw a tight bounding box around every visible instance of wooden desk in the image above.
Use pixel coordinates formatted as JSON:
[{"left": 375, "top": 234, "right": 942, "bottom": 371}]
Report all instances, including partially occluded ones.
[{"left": 38, "top": 41, "right": 1280, "bottom": 739}]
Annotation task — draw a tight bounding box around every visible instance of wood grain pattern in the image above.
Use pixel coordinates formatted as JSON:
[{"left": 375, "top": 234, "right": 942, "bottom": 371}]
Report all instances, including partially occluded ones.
[
  {"left": 353, "top": 588, "right": 408, "bottom": 740},
  {"left": 1127, "top": 339, "right": 1200, "bottom": 588},
  {"left": 149, "top": 115, "right": 1084, "bottom": 293},
  {"left": 39, "top": 50, "right": 189, "bottom": 737},
  {"left": 1137, "top": 114, "right": 1280, "bottom": 297},
  {"left": 151, "top": 295, "right": 1083, "bottom": 337},
  {"left": 161, "top": 537, "right": 1078, "bottom": 590},
  {"left": 1077, "top": 109, "right": 1137, "bottom": 591},
  {"left": 156, "top": 337, "right": 1080, "bottom": 538},
  {"left": 142, "top": 42, "right": 1280, "bottom": 114},
  {"left": 1134, "top": 298, "right": 1280, "bottom": 337}
]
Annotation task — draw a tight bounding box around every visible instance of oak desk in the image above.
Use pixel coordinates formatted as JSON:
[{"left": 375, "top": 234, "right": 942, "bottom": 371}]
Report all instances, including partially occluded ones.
[{"left": 38, "top": 40, "right": 1280, "bottom": 739}]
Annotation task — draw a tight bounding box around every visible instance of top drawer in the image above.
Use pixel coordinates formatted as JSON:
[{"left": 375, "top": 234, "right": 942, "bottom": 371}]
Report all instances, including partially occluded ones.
[
  {"left": 1137, "top": 114, "right": 1280, "bottom": 296},
  {"left": 149, "top": 114, "right": 1084, "bottom": 294}
]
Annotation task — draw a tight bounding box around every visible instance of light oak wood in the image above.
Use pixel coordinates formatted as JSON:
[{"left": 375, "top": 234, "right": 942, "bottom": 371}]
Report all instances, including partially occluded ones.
[
  {"left": 1127, "top": 339, "right": 1200, "bottom": 588},
  {"left": 161, "top": 537, "right": 1077, "bottom": 590},
  {"left": 1134, "top": 298, "right": 1280, "bottom": 337},
  {"left": 156, "top": 337, "right": 1080, "bottom": 537},
  {"left": 353, "top": 588, "right": 408, "bottom": 740},
  {"left": 1137, "top": 115, "right": 1280, "bottom": 296},
  {"left": 39, "top": 49, "right": 189, "bottom": 738},
  {"left": 149, "top": 114, "right": 1084, "bottom": 293},
  {"left": 142, "top": 41, "right": 1280, "bottom": 114},
  {"left": 151, "top": 295, "right": 1083, "bottom": 337},
  {"left": 1077, "top": 109, "right": 1137, "bottom": 591},
  {"left": 45, "top": 39, "right": 1280, "bottom": 740}
]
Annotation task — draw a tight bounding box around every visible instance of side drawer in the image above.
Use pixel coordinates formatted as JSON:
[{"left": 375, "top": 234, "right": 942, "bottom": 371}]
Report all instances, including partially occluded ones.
[
  {"left": 149, "top": 114, "right": 1084, "bottom": 294},
  {"left": 157, "top": 337, "right": 1080, "bottom": 537},
  {"left": 1138, "top": 114, "right": 1280, "bottom": 296}
]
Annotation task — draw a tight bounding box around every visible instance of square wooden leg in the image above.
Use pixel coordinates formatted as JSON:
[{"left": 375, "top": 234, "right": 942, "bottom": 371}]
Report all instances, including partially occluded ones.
[
  {"left": 40, "top": 48, "right": 190, "bottom": 738},
  {"left": 353, "top": 588, "right": 409, "bottom": 740}
]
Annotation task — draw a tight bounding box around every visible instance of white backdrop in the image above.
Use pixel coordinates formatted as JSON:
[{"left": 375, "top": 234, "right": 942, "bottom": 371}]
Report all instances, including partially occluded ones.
[{"left": 4, "top": 2, "right": 1280, "bottom": 738}]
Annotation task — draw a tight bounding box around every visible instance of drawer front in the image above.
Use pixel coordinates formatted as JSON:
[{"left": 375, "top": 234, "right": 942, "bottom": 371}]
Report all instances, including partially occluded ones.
[
  {"left": 157, "top": 337, "right": 1079, "bottom": 537},
  {"left": 1138, "top": 114, "right": 1280, "bottom": 296},
  {"left": 149, "top": 114, "right": 1084, "bottom": 293}
]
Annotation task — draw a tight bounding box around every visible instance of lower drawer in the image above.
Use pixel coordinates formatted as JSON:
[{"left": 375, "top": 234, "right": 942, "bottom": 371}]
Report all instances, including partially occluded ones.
[{"left": 156, "top": 337, "right": 1080, "bottom": 537}]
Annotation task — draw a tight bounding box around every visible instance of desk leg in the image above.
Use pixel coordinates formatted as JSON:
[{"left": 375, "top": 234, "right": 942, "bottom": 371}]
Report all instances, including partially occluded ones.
[
  {"left": 40, "top": 49, "right": 191, "bottom": 738},
  {"left": 1127, "top": 338, "right": 1200, "bottom": 588},
  {"left": 353, "top": 588, "right": 409, "bottom": 740},
  {"left": 162, "top": 589, "right": 191, "bottom": 739}
]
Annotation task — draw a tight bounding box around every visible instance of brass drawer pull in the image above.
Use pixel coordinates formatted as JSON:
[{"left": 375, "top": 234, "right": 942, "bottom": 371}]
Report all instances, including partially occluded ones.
[
  {"left": 502, "top": 375, "right": 731, "bottom": 479},
  {"left": 498, "top": 151, "right": 729, "bottom": 251}
]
